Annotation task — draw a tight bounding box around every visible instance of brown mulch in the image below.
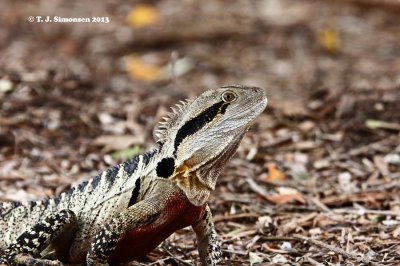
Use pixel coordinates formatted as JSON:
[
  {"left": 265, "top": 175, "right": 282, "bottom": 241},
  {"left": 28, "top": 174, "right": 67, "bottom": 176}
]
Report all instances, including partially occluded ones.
[{"left": 1, "top": 0, "right": 400, "bottom": 265}]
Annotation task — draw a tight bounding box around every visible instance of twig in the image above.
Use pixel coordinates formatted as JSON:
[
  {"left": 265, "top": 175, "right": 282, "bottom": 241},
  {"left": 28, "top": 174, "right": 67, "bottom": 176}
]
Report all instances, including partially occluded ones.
[
  {"left": 245, "top": 178, "right": 268, "bottom": 196},
  {"left": 162, "top": 242, "right": 195, "bottom": 251},
  {"left": 304, "top": 256, "right": 325, "bottom": 266},
  {"left": 160, "top": 246, "right": 192, "bottom": 266},
  {"left": 0, "top": 176, "right": 26, "bottom": 182},
  {"left": 146, "top": 257, "right": 171, "bottom": 266},
  {"left": 309, "top": 197, "right": 331, "bottom": 212},
  {"left": 221, "top": 249, "right": 247, "bottom": 256},
  {"left": 333, "top": 209, "right": 400, "bottom": 217},
  {"left": 213, "top": 212, "right": 259, "bottom": 223},
  {"left": 321, "top": 192, "right": 389, "bottom": 206},
  {"left": 260, "top": 236, "right": 297, "bottom": 242},
  {"left": 293, "top": 234, "right": 379, "bottom": 266},
  {"left": 363, "top": 180, "right": 400, "bottom": 193}
]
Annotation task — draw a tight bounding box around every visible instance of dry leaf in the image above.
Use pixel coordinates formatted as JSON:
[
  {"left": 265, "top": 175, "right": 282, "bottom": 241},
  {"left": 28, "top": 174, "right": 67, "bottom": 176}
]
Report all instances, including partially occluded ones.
[
  {"left": 373, "top": 155, "right": 389, "bottom": 176},
  {"left": 272, "top": 254, "right": 288, "bottom": 263},
  {"left": 263, "top": 164, "right": 285, "bottom": 181},
  {"left": 393, "top": 226, "right": 400, "bottom": 238},
  {"left": 249, "top": 252, "right": 263, "bottom": 265},
  {"left": 264, "top": 187, "right": 306, "bottom": 205},
  {"left": 126, "top": 4, "right": 159, "bottom": 29},
  {"left": 166, "top": 57, "right": 194, "bottom": 78},
  {"left": 263, "top": 193, "right": 306, "bottom": 205},
  {"left": 124, "top": 55, "right": 164, "bottom": 82},
  {"left": 318, "top": 28, "right": 339, "bottom": 53}
]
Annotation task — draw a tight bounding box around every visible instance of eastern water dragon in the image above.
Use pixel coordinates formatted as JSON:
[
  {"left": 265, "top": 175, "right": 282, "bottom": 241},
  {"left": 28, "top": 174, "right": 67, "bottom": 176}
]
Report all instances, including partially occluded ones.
[{"left": 0, "top": 84, "right": 268, "bottom": 265}]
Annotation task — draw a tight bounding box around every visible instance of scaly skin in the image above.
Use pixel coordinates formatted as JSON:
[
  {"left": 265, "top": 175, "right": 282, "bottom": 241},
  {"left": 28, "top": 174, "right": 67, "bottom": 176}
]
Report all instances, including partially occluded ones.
[{"left": 0, "top": 84, "right": 268, "bottom": 265}]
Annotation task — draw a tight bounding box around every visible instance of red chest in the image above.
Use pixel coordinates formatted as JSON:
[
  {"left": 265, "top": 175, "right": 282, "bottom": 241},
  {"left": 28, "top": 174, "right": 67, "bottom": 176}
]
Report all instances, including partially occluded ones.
[{"left": 108, "top": 192, "right": 206, "bottom": 263}]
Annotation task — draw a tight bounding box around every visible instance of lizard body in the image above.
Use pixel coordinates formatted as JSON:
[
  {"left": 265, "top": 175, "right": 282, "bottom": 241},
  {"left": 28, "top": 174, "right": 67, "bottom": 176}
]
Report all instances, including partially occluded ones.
[{"left": 0, "top": 84, "right": 267, "bottom": 265}]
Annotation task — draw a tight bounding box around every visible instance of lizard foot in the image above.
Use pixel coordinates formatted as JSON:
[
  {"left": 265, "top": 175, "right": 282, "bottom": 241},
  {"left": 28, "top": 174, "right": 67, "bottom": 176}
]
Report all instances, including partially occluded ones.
[{"left": 14, "top": 254, "right": 61, "bottom": 266}]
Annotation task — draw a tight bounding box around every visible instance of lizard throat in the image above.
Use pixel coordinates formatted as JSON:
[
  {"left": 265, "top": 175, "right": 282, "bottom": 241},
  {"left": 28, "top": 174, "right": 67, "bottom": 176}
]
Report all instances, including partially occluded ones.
[
  {"left": 170, "top": 128, "right": 248, "bottom": 206},
  {"left": 170, "top": 163, "right": 211, "bottom": 206}
]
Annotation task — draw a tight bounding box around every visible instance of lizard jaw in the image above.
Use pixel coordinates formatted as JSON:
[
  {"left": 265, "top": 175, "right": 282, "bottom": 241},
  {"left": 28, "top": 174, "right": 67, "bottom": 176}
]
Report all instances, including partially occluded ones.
[
  {"left": 172, "top": 128, "right": 248, "bottom": 206},
  {"left": 196, "top": 127, "right": 248, "bottom": 190}
]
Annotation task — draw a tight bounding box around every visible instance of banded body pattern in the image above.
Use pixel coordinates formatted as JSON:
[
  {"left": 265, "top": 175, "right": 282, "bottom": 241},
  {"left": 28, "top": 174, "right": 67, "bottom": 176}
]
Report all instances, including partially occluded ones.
[{"left": 0, "top": 147, "right": 160, "bottom": 252}]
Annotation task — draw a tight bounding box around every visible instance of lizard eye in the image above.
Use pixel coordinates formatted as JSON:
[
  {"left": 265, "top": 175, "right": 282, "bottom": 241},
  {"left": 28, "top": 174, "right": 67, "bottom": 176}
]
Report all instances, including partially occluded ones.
[{"left": 221, "top": 91, "right": 237, "bottom": 103}]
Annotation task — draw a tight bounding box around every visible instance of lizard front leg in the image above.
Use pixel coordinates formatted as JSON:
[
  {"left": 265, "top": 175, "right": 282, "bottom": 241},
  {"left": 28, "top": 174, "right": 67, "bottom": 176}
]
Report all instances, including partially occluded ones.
[
  {"left": 86, "top": 197, "right": 162, "bottom": 265},
  {"left": 192, "top": 205, "right": 222, "bottom": 266},
  {"left": 0, "top": 209, "right": 76, "bottom": 265}
]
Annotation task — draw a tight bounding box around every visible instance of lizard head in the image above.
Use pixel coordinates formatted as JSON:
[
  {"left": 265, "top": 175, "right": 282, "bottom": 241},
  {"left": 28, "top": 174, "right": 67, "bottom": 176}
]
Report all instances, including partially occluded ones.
[{"left": 155, "top": 84, "right": 267, "bottom": 206}]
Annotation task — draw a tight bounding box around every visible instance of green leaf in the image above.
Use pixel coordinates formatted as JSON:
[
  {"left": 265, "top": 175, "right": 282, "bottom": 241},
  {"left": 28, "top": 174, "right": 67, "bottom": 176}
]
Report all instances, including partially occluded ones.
[
  {"left": 227, "top": 229, "right": 242, "bottom": 235},
  {"left": 366, "top": 119, "right": 400, "bottom": 131},
  {"left": 371, "top": 215, "right": 385, "bottom": 224},
  {"left": 109, "top": 145, "right": 141, "bottom": 160}
]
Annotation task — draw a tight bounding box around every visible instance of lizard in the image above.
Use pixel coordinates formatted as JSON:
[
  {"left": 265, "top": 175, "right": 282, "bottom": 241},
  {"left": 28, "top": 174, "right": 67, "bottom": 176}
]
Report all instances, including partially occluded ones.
[{"left": 0, "top": 84, "right": 268, "bottom": 265}]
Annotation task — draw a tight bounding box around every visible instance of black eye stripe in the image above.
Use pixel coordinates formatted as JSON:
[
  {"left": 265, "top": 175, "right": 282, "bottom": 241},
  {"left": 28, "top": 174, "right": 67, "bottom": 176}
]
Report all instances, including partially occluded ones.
[
  {"left": 173, "top": 101, "right": 229, "bottom": 154},
  {"left": 128, "top": 178, "right": 141, "bottom": 207},
  {"left": 220, "top": 102, "right": 229, "bottom": 114}
]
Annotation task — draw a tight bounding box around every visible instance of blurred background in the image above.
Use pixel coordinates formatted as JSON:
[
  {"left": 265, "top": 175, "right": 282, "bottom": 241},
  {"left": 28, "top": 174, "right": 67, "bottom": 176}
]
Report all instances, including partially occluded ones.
[{"left": 0, "top": 0, "right": 399, "bottom": 264}]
